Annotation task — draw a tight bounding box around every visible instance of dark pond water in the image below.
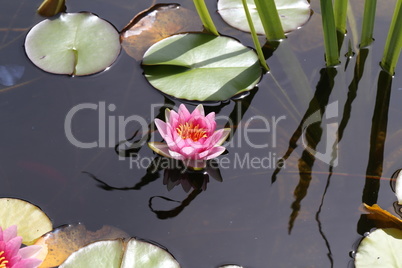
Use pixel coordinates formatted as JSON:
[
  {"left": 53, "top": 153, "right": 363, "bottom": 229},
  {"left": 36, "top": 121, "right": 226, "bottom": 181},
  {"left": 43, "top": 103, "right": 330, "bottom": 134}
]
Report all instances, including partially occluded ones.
[{"left": 1, "top": 0, "right": 401, "bottom": 267}]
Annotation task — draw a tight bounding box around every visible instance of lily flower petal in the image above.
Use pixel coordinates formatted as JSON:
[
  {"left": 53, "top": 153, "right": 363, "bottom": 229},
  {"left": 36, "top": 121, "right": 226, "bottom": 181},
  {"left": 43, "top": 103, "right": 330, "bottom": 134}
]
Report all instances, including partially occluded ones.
[
  {"left": 154, "top": 119, "right": 169, "bottom": 138},
  {"left": 3, "top": 225, "right": 17, "bottom": 242},
  {"left": 0, "top": 226, "right": 42, "bottom": 268},
  {"left": 148, "top": 142, "right": 172, "bottom": 158}
]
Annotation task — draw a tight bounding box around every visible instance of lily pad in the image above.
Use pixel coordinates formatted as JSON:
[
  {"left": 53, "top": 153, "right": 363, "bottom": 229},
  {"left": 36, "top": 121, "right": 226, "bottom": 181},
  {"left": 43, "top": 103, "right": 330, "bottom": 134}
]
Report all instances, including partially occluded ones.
[
  {"left": 0, "top": 198, "right": 52, "bottom": 245},
  {"left": 217, "top": 0, "right": 311, "bottom": 34},
  {"left": 34, "top": 223, "right": 129, "bottom": 267},
  {"left": 121, "top": 238, "right": 180, "bottom": 267},
  {"left": 25, "top": 12, "right": 121, "bottom": 76},
  {"left": 59, "top": 240, "right": 124, "bottom": 268},
  {"left": 355, "top": 228, "right": 402, "bottom": 267},
  {"left": 142, "top": 33, "right": 262, "bottom": 102},
  {"left": 59, "top": 238, "right": 180, "bottom": 267},
  {"left": 121, "top": 4, "right": 201, "bottom": 61}
]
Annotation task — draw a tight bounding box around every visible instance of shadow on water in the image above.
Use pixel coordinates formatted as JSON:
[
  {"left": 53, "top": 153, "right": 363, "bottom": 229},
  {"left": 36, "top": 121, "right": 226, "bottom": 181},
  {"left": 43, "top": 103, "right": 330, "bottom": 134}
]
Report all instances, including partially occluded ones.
[
  {"left": 286, "top": 67, "right": 337, "bottom": 234},
  {"left": 84, "top": 158, "right": 222, "bottom": 219},
  {"left": 357, "top": 70, "right": 393, "bottom": 234},
  {"left": 315, "top": 47, "right": 370, "bottom": 268},
  {"left": 270, "top": 39, "right": 394, "bottom": 265}
]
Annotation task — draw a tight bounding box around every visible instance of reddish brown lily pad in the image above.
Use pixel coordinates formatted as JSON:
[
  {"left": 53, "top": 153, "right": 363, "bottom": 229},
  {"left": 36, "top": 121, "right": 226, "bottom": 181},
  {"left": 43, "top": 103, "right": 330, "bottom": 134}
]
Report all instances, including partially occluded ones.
[
  {"left": 35, "top": 223, "right": 129, "bottom": 267},
  {"left": 120, "top": 4, "right": 202, "bottom": 61}
]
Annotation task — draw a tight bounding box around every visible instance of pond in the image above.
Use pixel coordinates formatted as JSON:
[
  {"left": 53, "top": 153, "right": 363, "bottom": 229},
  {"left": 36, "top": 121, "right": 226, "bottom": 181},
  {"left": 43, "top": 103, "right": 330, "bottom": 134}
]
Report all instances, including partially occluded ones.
[{"left": 1, "top": 0, "right": 401, "bottom": 267}]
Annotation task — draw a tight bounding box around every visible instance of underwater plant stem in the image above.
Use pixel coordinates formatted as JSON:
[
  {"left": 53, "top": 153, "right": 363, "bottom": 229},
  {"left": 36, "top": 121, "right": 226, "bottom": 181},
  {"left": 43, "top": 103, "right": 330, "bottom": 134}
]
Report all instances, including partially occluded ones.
[
  {"left": 241, "top": 0, "right": 269, "bottom": 72},
  {"left": 381, "top": 0, "right": 402, "bottom": 74},
  {"left": 334, "top": 0, "right": 348, "bottom": 34},
  {"left": 192, "top": 0, "right": 219, "bottom": 36},
  {"left": 253, "top": 0, "right": 285, "bottom": 40},
  {"left": 320, "top": 0, "right": 340, "bottom": 66},
  {"left": 360, "top": 0, "right": 377, "bottom": 47}
]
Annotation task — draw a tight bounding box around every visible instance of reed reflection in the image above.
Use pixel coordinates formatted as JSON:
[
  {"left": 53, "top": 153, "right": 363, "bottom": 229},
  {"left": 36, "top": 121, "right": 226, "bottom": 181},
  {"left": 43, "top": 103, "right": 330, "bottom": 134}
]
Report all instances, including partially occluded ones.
[{"left": 358, "top": 70, "right": 393, "bottom": 234}]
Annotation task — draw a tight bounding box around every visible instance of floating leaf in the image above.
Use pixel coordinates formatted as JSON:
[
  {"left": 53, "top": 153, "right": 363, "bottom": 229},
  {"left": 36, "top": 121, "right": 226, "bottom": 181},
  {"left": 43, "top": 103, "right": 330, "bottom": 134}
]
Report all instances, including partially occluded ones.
[
  {"left": 35, "top": 223, "right": 129, "bottom": 267},
  {"left": 59, "top": 240, "right": 124, "bottom": 268},
  {"left": 121, "top": 4, "right": 201, "bottom": 61},
  {"left": 121, "top": 238, "right": 180, "bottom": 267},
  {"left": 355, "top": 228, "right": 402, "bottom": 267},
  {"left": 25, "top": 12, "right": 121, "bottom": 76},
  {"left": 363, "top": 203, "right": 402, "bottom": 229},
  {"left": 58, "top": 238, "right": 180, "bottom": 267},
  {"left": 0, "top": 198, "right": 52, "bottom": 245},
  {"left": 142, "top": 33, "right": 262, "bottom": 102},
  {"left": 217, "top": 0, "right": 311, "bottom": 34}
]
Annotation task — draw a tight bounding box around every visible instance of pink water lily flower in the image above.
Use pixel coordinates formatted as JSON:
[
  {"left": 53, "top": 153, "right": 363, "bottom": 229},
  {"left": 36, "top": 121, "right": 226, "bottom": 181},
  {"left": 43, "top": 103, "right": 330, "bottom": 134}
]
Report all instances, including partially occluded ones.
[
  {"left": 149, "top": 104, "right": 230, "bottom": 169},
  {"left": 0, "top": 225, "right": 42, "bottom": 268}
]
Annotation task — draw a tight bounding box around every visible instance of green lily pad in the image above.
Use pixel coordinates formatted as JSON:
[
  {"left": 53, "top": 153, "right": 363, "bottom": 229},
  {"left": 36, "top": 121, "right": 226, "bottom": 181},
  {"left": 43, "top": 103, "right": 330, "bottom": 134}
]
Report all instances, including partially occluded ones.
[
  {"left": 0, "top": 198, "right": 52, "bottom": 245},
  {"left": 59, "top": 240, "right": 124, "bottom": 268},
  {"left": 142, "top": 33, "right": 262, "bottom": 102},
  {"left": 59, "top": 238, "right": 180, "bottom": 267},
  {"left": 121, "top": 238, "right": 180, "bottom": 267},
  {"left": 217, "top": 0, "right": 311, "bottom": 34},
  {"left": 25, "top": 12, "right": 121, "bottom": 76},
  {"left": 355, "top": 228, "right": 402, "bottom": 267}
]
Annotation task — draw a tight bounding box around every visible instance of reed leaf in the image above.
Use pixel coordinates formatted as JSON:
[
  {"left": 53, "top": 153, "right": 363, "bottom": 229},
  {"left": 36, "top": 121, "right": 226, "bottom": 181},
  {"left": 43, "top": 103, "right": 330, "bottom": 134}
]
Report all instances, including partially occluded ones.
[
  {"left": 360, "top": 0, "right": 377, "bottom": 47},
  {"left": 241, "top": 0, "right": 269, "bottom": 72},
  {"left": 193, "top": 0, "right": 219, "bottom": 36},
  {"left": 381, "top": 0, "right": 402, "bottom": 74},
  {"left": 334, "top": 0, "right": 348, "bottom": 34},
  {"left": 253, "top": 0, "right": 285, "bottom": 40},
  {"left": 320, "top": 0, "right": 340, "bottom": 66}
]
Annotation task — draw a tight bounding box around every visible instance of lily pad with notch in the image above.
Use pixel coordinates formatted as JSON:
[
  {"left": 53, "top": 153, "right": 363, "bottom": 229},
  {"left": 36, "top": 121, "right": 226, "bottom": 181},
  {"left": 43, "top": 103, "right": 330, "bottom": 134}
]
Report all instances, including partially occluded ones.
[
  {"left": 142, "top": 33, "right": 262, "bottom": 102},
  {"left": 25, "top": 12, "right": 121, "bottom": 76}
]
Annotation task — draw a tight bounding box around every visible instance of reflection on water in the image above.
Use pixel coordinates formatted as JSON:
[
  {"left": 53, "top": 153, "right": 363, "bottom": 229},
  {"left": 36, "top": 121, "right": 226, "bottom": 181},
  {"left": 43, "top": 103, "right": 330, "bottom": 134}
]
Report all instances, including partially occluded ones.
[
  {"left": 0, "top": 0, "right": 401, "bottom": 267},
  {"left": 85, "top": 157, "right": 223, "bottom": 219}
]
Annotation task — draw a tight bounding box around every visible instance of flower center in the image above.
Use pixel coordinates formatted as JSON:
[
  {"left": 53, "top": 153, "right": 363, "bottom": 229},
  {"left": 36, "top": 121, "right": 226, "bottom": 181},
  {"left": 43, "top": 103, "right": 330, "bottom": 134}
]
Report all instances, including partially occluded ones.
[
  {"left": 0, "top": 251, "right": 8, "bottom": 268},
  {"left": 176, "top": 122, "right": 207, "bottom": 141}
]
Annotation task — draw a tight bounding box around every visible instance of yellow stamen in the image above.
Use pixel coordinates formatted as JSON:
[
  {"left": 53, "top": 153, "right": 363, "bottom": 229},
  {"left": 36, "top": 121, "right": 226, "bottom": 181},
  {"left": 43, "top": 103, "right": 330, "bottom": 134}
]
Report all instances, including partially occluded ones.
[
  {"left": 0, "top": 251, "right": 8, "bottom": 268},
  {"left": 176, "top": 122, "right": 207, "bottom": 141}
]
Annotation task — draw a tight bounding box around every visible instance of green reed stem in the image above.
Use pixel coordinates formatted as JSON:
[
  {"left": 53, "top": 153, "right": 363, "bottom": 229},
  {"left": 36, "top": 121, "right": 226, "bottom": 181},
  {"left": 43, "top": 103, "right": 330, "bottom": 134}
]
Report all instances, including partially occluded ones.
[
  {"left": 241, "top": 0, "right": 269, "bottom": 72},
  {"left": 253, "top": 0, "right": 285, "bottom": 40},
  {"left": 360, "top": 0, "right": 377, "bottom": 47},
  {"left": 381, "top": 0, "right": 402, "bottom": 74},
  {"left": 334, "top": 0, "right": 348, "bottom": 34},
  {"left": 320, "top": 0, "right": 340, "bottom": 66},
  {"left": 193, "top": 0, "right": 219, "bottom": 36}
]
